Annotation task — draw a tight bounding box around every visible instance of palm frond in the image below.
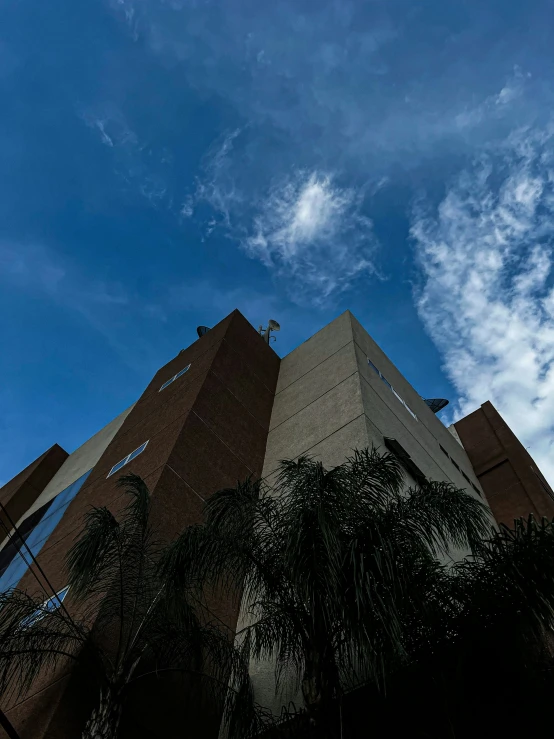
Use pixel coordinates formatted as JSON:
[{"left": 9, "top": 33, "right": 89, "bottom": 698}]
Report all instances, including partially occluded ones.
[
  {"left": 0, "top": 589, "right": 89, "bottom": 698},
  {"left": 396, "top": 480, "right": 492, "bottom": 555},
  {"left": 66, "top": 505, "right": 121, "bottom": 599}
]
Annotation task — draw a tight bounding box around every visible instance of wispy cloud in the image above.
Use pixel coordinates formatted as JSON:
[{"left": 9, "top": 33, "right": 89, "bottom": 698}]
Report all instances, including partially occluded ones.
[
  {"left": 411, "top": 125, "right": 554, "bottom": 482},
  {"left": 244, "top": 171, "right": 376, "bottom": 303},
  {"left": 183, "top": 132, "right": 377, "bottom": 303},
  {"left": 81, "top": 105, "right": 170, "bottom": 208},
  {"left": 453, "top": 67, "right": 529, "bottom": 131},
  {"left": 105, "top": 1, "right": 542, "bottom": 308}
]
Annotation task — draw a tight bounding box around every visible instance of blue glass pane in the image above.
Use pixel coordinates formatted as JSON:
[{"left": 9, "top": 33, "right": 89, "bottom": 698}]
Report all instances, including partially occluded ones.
[
  {"left": 127, "top": 442, "right": 147, "bottom": 462},
  {"left": 175, "top": 365, "right": 190, "bottom": 379},
  {"left": 0, "top": 550, "right": 35, "bottom": 592},
  {"left": 159, "top": 377, "right": 175, "bottom": 391},
  {"left": 0, "top": 469, "right": 92, "bottom": 593},
  {"left": 48, "top": 470, "right": 92, "bottom": 512},
  {"left": 367, "top": 359, "right": 379, "bottom": 375},
  {"left": 43, "top": 585, "right": 69, "bottom": 612},
  {"left": 21, "top": 586, "right": 69, "bottom": 629},
  {"left": 25, "top": 502, "right": 71, "bottom": 551},
  {"left": 381, "top": 375, "right": 392, "bottom": 390},
  {"left": 108, "top": 459, "right": 127, "bottom": 477}
]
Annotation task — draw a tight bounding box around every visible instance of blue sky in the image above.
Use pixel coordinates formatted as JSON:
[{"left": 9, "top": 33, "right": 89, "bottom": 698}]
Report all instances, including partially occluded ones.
[{"left": 3, "top": 0, "right": 554, "bottom": 483}]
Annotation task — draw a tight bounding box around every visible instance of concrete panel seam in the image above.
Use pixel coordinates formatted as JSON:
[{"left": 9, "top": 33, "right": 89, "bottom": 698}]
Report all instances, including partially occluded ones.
[
  {"left": 354, "top": 336, "right": 447, "bottom": 433},
  {"left": 358, "top": 374, "right": 477, "bottom": 491},
  {"left": 268, "top": 369, "right": 359, "bottom": 435},
  {"left": 190, "top": 411, "right": 258, "bottom": 478},
  {"left": 165, "top": 465, "right": 206, "bottom": 503},
  {"left": 33, "top": 462, "right": 172, "bottom": 559},
  {"left": 275, "top": 339, "right": 353, "bottom": 396},
  {"left": 98, "top": 336, "right": 227, "bottom": 451},
  {"left": 77, "top": 400, "right": 209, "bottom": 494},
  {"left": 262, "top": 412, "right": 367, "bottom": 480}
]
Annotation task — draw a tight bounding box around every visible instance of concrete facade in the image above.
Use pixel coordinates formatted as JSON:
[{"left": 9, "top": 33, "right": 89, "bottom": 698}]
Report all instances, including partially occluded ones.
[
  {"left": 245, "top": 311, "right": 488, "bottom": 714},
  {"left": 455, "top": 401, "right": 554, "bottom": 526},
  {"left": 263, "top": 311, "right": 484, "bottom": 496}
]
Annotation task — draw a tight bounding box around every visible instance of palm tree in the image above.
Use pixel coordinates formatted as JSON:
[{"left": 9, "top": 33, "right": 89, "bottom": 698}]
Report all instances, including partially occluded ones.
[
  {"left": 0, "top": 475, "right": 264, "bottom": 739},
  {"left": 391, "top": 513, "right": 554, "bottom": 739},
  {"left": 163, "top": 448, "right": 492, "bottom": 738}
]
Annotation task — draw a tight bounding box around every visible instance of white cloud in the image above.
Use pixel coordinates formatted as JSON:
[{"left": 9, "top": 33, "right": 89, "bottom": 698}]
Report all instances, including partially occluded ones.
[
  {"left": 243, "top": 171, "right": 376, "bottom": 303},
  {"left": 412, "top": 125, "right": 554, "bottom": 483},
  {"left": 184, "top": 132, "right": 378, "bottom": 304}
]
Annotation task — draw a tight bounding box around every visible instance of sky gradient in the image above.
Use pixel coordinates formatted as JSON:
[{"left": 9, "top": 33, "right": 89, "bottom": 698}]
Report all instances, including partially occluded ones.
[{"left": 2, "top": 0, "right": 554, "bottom": 483}]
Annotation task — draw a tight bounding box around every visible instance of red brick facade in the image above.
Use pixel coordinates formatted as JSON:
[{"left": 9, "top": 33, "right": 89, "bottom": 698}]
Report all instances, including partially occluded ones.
[
  {"left": 0, "top": 445, "right": 68, "bottom": 549},
  {"left": 2, "top": 310, "right": 280, "bottom": 738},
  {"left": 455, "top": 401, "right": 554, "bottom": 526}
]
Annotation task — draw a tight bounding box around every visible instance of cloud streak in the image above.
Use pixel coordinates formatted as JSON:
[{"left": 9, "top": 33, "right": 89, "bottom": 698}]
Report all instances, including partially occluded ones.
[
  {"left": 412, "top": 125, "right": 554, "bottom": 482},
  {"left": 81, "top": 105, "right": 170, "bottom": 208}
]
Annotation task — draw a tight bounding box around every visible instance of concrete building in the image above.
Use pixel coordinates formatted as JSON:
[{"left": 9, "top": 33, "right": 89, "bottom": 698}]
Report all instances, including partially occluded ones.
[
  {"left": 0, "top": 309, "right": 492, "bottom": 736},
  {"left": 244, "top": 310, "right": 487, "bottom": 713},
  {"left": 454, "top": 401, "right": 554, "bottom": 526}
]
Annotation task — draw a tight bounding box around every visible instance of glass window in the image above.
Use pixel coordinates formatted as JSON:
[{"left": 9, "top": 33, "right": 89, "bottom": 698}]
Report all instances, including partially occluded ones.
[
  {"left": 0, "top": 470, "right": 92, "bottom": 593},
  {"left": 127, "top": 441, "right": 148, "bottom": 462},
  {"left": 403, "top": 402, "right": 418, "bottom": 421},
  {"left": 366, "top": 358, "right": 418, "bottom": 421},
  {"left": 0, "top": 500, "right": 55, "bottom": 578},
  {"left": 159, "top": 364, "right": 191, "bottom": 392},
  {"left": 110, "top": 460, "right": 127, "bottom": 475},
  {"left": 367, "top": 359, "right": 380, "bottom": 375},
  {"left": 107, "top": 441, "right": 149, "bottom": 478},
  {"left": 380, "top": 375, "right": 392, "bottom": 390},
  {"left": 21, "top": 586, "right": 70, "bottom": 629}
]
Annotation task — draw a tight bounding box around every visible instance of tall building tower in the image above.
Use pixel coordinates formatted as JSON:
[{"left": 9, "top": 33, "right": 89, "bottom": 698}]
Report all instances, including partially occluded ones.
[
  {"left": 238, "top": 310, "right": 487, "bottom": 712},
  {"left": 0, "top": 309, "right": 488, "bottom": 736}
]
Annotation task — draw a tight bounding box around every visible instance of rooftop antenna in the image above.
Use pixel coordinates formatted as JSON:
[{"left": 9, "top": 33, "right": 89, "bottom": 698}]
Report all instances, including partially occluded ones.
[{"left": 259, "top": 319, "right": 280, "bottom": 344}]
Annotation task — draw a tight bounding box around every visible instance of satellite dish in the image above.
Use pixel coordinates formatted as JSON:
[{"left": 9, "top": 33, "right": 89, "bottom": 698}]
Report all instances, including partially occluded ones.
[
  {"left": 268, "top": 319, "right": 280, "bottom": 332},
  {"left": 196, "top": 326, "right": 211, "bottom": 338},
  {"left": 424, "top": 398, "right": 449, "bottom": 414}
]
